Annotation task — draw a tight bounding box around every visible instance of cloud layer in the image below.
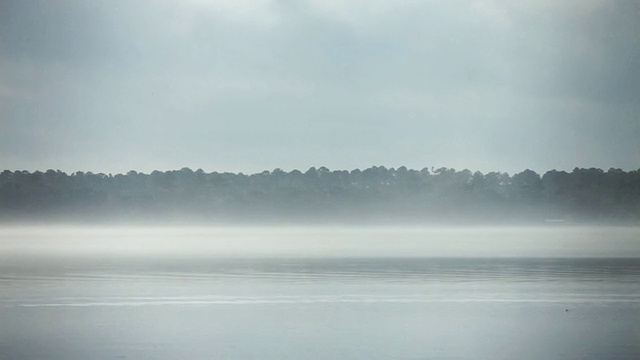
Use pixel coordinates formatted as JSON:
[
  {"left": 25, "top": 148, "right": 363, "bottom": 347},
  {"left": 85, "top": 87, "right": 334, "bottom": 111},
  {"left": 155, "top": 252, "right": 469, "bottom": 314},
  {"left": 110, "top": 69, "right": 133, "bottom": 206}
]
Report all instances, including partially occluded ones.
[{"left": 1, "top": 0, "right": 638, "bottom": 174}]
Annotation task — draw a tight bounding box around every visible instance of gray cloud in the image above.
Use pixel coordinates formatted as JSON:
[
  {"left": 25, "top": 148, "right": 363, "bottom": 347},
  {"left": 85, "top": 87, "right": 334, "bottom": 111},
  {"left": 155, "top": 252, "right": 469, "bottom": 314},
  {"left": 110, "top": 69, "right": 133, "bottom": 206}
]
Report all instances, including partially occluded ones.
[{"left": 1, "top": 0, "right": 638, "bottom": 174}]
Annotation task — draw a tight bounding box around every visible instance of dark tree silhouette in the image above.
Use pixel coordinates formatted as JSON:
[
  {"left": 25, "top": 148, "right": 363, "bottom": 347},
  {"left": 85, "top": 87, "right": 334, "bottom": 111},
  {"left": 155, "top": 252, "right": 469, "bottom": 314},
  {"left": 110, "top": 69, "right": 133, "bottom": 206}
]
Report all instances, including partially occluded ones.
[{"left": 1, "top": 166, "right": 639, "bottom": 223}]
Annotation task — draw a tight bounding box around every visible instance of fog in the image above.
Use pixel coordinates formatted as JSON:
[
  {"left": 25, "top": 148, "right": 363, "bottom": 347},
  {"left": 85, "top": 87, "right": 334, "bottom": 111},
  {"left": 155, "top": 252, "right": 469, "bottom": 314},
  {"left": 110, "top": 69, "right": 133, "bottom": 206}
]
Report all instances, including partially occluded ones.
[{"left": 2, "top": 225, "right": 639, "bottom": 259}]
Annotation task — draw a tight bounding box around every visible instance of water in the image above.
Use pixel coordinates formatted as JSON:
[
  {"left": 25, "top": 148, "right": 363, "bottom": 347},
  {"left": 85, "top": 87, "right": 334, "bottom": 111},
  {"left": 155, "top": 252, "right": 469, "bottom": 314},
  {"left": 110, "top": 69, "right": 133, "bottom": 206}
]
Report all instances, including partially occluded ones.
[{"left": 1, "top": 226, "right": 639, "bottom": 359}]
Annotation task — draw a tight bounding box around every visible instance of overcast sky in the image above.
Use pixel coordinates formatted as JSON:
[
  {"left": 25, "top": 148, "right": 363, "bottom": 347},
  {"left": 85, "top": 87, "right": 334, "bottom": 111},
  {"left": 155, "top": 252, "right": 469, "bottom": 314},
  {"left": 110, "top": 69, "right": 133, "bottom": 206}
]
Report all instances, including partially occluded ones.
[{"left": 1, "top": 0, "right": 639, "bottom": 175}]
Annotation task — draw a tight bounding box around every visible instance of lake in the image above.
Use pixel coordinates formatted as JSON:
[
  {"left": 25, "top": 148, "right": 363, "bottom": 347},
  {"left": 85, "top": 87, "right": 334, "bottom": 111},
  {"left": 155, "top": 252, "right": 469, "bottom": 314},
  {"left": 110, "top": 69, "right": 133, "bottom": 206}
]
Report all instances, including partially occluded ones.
[{"left": 1, "top": 226, "right": 639, "bottom": 359}]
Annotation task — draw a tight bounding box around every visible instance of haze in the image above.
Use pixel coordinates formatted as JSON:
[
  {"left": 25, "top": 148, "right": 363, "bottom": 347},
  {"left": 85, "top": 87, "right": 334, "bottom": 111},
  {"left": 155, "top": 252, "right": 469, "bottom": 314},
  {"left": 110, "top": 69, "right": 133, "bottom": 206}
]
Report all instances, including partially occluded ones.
[{"left": 2, "top": 0, "right": 639, "bottom": 175}]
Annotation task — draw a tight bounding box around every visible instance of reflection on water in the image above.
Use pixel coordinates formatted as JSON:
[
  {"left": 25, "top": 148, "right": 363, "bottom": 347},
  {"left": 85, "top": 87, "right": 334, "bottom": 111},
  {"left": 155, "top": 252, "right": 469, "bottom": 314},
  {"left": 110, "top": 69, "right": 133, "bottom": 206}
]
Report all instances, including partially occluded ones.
[
  {"left": 3, "top": 257, "right": 640, "bottom": 286},
  {"left": 2, "top": 257, "right": 640, "bottom": 307},
  {"left": 1, "top": 226, "right": 639, "bottom": 360}
]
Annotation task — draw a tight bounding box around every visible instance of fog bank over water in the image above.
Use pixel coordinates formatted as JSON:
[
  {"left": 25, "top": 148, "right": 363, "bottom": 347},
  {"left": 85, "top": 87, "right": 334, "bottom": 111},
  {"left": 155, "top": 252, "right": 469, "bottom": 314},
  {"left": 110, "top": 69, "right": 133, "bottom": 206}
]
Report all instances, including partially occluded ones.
[{"left": 2, "top": 225, "right": 639, "bottom": 259}]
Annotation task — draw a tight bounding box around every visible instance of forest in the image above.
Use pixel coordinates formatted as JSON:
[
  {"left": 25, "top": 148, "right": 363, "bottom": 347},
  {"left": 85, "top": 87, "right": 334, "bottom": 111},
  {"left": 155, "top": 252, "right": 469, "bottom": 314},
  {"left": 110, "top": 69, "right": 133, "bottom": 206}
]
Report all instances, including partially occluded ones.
[{"left": 1, "top": 166, "right": 639, "bottom": 224}]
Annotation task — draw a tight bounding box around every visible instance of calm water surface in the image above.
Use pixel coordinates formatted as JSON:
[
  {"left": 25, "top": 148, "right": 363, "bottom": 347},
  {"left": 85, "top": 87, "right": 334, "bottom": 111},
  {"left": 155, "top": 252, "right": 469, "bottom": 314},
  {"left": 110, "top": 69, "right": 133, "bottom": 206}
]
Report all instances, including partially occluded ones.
[{"left": 1, "top": 226, "right": 639, "bottom": 359}]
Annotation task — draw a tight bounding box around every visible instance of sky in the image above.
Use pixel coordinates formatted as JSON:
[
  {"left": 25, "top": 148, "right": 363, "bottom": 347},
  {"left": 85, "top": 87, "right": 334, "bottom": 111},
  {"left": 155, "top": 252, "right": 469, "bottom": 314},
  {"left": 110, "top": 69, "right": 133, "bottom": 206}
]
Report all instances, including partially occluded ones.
[{"left": 1, "top": 0, "right": 639, "bottom": 175}]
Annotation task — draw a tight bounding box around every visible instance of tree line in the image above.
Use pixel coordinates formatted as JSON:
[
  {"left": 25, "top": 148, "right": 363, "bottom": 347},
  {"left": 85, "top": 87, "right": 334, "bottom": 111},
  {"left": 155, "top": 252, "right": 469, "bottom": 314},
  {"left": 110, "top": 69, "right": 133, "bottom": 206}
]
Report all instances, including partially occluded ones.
[{"left": 1, "top": 166, "right": 639, "bottom": 223}]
